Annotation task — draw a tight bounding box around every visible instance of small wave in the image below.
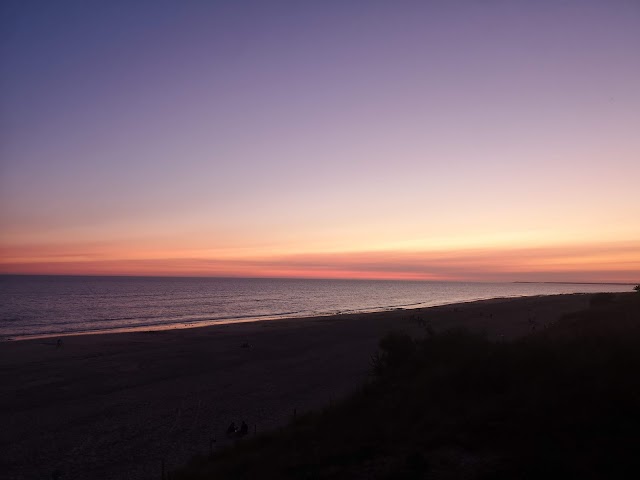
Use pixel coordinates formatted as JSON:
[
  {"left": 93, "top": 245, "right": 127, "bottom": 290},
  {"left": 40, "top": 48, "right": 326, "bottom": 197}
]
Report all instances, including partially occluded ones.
[{"left": 0, "top": 316, "right": 25, "bottom": 323}]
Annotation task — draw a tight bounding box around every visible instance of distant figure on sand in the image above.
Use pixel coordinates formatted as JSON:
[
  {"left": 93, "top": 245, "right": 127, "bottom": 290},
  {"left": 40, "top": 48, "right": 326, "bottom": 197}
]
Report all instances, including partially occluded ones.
[
  {"left": 239, "top": 420, "right": 249, "bottom": 436},
  {"left": 56, "top": 338, "right": 63, "bottom": 348},
  {"left": 226, "top": 422, "right": 237, "bottom": 435}
]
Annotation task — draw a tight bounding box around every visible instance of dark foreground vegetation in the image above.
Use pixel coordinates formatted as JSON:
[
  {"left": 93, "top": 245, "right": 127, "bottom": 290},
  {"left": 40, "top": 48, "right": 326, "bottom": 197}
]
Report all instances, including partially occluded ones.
[{"left": 175, "top": 292, "right": 640, "bottom": 479}]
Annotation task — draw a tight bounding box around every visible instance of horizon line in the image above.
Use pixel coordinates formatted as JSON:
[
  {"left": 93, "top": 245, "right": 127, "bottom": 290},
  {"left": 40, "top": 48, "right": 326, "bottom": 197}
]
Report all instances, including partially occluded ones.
[{"left": 0, "top": 273, "right": 636, "bottom": 286}]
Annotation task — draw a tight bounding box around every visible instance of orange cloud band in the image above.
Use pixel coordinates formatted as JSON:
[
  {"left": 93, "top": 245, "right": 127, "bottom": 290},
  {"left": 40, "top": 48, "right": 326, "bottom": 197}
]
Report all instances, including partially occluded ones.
[{"left": 2, "top": 241, "right": 638, "bottom": 283}]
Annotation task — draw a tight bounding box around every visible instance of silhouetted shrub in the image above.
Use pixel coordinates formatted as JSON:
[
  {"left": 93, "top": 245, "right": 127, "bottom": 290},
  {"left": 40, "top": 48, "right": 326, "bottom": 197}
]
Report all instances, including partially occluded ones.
[{"left": 372, "top": 332, "right": 416, "bottom": 375}]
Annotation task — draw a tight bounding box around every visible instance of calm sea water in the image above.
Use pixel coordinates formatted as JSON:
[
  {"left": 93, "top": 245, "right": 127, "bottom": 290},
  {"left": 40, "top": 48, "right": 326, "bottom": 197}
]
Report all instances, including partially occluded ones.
[{"left": 0, "top": 275, "right": 633, "bottom": 339}]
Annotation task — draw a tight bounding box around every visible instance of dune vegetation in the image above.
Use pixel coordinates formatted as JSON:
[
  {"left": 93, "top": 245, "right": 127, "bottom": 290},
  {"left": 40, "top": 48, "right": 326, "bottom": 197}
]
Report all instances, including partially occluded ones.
[{"left": 175, "top": 292, "right": 640, "bottom": 479}]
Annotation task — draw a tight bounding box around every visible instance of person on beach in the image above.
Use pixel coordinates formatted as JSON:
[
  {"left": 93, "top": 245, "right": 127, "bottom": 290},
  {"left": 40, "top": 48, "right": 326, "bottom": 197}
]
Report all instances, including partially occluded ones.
[
  {"left": 239, "top": 420, "right": 249, "bottom": 436},
  {"left": 226, "top": 422, "right": 237, "bottom": 435}
]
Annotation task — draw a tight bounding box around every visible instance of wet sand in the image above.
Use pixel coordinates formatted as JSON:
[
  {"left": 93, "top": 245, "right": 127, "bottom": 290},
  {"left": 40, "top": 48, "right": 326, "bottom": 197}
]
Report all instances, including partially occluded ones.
[{"left": 0, "top": 293, "right": 596, "bottom": 479}]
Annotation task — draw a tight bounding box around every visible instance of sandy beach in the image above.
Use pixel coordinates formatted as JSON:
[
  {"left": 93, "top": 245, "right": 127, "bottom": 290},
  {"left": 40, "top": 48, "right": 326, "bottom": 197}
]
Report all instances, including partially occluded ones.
[{"left": 0, "top": 293, "right": 597, "bottom": 480}]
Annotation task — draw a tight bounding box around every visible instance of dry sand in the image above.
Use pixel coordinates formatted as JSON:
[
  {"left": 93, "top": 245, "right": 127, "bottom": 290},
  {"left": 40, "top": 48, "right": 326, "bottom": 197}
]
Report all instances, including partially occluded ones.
[{"left": 0, "top": 293, "right": 595, "bottom": 480}]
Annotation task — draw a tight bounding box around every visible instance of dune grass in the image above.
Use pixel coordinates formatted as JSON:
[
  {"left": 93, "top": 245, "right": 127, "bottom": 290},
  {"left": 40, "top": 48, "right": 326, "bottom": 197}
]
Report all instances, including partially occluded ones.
[{"left": 175, "top": 292, "right": 640, "bottom": 479}]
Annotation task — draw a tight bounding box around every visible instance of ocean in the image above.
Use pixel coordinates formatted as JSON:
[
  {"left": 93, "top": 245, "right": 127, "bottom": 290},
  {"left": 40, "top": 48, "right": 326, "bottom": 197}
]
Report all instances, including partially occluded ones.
[{"left": 0, "top": 275, "right": 632, "bottom": 340}]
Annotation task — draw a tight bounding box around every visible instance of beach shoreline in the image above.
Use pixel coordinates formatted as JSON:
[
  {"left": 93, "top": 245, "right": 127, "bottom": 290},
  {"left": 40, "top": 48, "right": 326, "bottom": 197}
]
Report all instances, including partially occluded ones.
[
  {"left": 2, "top": 291, "right": 619, "bottom": 342},
  {"left": 0, "top": 294, "right": 527, "bottom": 342},
  {"left": 0, "top": 293, "right": 628, "bottom": 479}
]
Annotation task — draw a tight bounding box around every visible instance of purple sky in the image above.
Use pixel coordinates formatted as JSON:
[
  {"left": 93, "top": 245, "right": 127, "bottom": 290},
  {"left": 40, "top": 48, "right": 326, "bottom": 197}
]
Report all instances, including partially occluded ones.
[{"left": 1, "top": 1, "right": 639, "bottom": 280}]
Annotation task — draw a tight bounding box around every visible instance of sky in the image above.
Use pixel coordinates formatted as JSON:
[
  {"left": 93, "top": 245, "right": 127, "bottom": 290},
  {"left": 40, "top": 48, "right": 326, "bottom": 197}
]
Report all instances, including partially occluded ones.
[{"left": 1, "top": 0, "right": 639, "bottom": 282}]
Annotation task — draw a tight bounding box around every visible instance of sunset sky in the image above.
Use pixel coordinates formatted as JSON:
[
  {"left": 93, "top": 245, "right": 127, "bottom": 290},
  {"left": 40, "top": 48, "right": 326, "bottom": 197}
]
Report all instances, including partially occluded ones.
[{"left": 1, "top": 1, "right": 639, "bottom": 282}]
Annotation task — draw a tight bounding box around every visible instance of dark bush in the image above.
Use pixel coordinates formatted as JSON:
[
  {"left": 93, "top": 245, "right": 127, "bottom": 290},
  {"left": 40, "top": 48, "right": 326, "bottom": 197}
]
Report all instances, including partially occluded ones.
[{"left": 372, "top": 332, "right": 416, "bottom": 375}]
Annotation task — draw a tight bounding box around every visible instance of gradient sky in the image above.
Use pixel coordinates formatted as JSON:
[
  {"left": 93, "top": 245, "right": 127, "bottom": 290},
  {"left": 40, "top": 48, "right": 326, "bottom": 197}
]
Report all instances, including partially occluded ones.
[{"left": 1, "top": 0, "right": 639, "bottom": 282}]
